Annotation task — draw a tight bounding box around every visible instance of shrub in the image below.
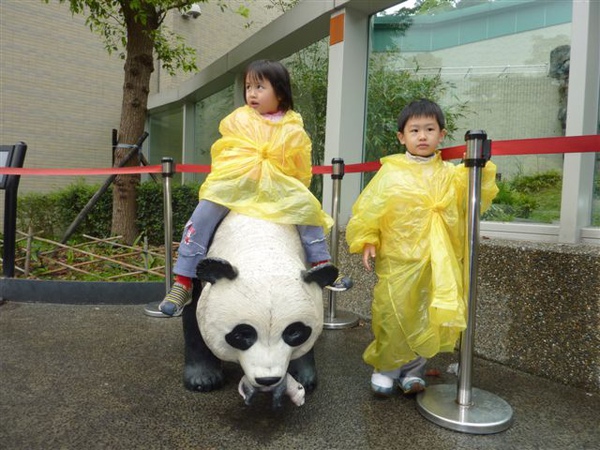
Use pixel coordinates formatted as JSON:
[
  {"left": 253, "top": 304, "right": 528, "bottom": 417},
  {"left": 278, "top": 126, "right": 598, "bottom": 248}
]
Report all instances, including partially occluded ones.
[
  {"left": 136, "top": 181, "right": 200, "bottom": 244},
  {"left": 17, "top": 180, "right": 202, "bottom": 246},
  {"left": 17, "top": 191, "right": 61, "bottom": 237},
  {"left": 487, "top": 171, "right": 563, "bottom": 223},
  {"left": 511, "top": 170, "right": 561, "bottom": 193}
]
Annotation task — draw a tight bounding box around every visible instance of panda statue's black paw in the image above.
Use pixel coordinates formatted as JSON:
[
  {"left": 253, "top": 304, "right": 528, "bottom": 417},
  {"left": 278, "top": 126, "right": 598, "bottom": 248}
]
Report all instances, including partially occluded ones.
[
  {"left": 288, "top": 349, "right": 318, "bottom": 394},
  {"left": 182, "top": 280, "right": 225, "bottom": 392},
  {"left": 183, "top": 362, "right": 225, "bottom": 392}
]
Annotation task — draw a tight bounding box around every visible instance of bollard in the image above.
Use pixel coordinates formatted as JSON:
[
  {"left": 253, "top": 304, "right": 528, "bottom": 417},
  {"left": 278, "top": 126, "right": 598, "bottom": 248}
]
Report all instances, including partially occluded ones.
[
  {"left": 323, "top": 158, "right": 358, "bottom": 330},
  {"left": 144, "top": 157, "right": 175, "bottom": 317},
  {"left": 416, "top": 131, "right": 513, "bottom": 434},
  {"left": 1, "top": 142, "right": 27, "bottom": 278}
]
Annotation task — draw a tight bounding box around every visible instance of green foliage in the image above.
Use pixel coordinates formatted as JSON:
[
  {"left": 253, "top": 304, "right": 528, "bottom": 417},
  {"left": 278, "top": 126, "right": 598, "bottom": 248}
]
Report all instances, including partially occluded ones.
[
  {"left": 17, "top": 180, "right": 201, "bottom": 246},
  {"left": 511, "top": 170, "right": 561, "bottom": 193},
  {"left": 56, "top": 180, "right": 113, "bottom": 237},
  {"left": 264, "top": 0, "right": 300, "bottom": 12},
  {"left": 285, "top": 38, "right": 330, "bottom": 200},
  {"left": 42, "top": 0, "right": 252, "bottom": 73},
  {"left": 16, "top": 191, "right": 60, "bottom": 237},
  {"left": 485, "top": 171, "right": 563, "bottom": 223},
  {"left": 150, "top": 28, "right": 199, "bottom": 75},
  {"left": 364, "top": 56, "right": 468, "bottom": 184},
  {"left": 136, "top": 181, "right": 200, "bottom": 243},
  {"left": 280, "top": 3, "right": 468, "bottom": 195},
  {"left": 17, "top": 180, "right": 111, "bottom": 239}
]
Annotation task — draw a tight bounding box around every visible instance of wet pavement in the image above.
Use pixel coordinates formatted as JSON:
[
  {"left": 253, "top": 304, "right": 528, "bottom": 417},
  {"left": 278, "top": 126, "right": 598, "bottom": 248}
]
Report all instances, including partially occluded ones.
[{"left": 1, "top": 301, "right": 599, "bottom": 449}]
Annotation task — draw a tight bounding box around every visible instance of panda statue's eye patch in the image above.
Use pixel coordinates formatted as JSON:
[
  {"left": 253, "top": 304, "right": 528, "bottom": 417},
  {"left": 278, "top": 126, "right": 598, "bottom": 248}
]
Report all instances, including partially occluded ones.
[
  {"left": 225, "top": 324, "right": 258, "bottom": 350},
  {"left": 282, "top": 322, "right": 312, "bottom": 347}
]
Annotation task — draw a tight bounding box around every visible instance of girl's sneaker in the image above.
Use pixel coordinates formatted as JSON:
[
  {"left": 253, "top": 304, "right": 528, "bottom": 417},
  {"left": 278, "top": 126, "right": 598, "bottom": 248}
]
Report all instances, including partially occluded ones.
[
  {"left": 302, "top": 262, "right": 354, "bottom": 291},
  {"left": 159, "top": 282, "right": 192, "bottom": 317},
  {"left": 326, "top": 274, "right": 354, "bottom": 292},
  {"left": 370, "top": 372, "right": 395, "bottom": 397}
]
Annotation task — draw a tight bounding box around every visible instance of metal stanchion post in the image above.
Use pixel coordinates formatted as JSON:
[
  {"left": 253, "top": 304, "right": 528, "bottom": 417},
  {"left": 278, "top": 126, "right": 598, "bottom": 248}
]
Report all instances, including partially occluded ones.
[
  {"left": 1, "top": 142, "right": 27, "bottom": 279},
  {"left": 144, "top": 157, "right": 174, "bottom": 317},
  {"left": 323, "top": 158, "right": 358, "bottom": 330},
  {"left": 416, "top": 131, "right": 513, "bottom": 434}
]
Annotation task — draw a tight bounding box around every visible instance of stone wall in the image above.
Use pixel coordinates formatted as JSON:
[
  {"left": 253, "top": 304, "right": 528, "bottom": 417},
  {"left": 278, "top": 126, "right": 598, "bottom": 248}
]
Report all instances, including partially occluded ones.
[{"left": 333, "top": 233, "right": 600, "bottom": 393}]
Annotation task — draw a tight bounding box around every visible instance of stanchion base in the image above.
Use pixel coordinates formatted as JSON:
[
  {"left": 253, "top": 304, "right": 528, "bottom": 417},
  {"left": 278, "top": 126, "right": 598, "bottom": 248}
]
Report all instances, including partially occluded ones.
[
  {"left": 416, "top": 384, "right": 513, "bottom": 434},
  {"left": 323, "top": 309, "right": 359, "bottom": 330},
  {"left": 143, "top": 301, "right": 170, "bottom": 318}
]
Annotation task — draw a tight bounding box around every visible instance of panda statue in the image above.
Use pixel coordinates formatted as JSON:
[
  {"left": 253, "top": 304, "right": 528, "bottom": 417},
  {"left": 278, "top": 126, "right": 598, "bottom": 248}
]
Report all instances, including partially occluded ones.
[{"left": 180, "top": 212, "right": 326, "bottom": 409}]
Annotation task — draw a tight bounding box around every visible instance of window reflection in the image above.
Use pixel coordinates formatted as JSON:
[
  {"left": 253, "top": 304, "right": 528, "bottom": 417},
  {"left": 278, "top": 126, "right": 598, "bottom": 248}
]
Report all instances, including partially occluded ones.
[
  {"left": 369, "top": 0, "right": 572, "bottom": 224},
  {"left": 193, "top": 86, "right": 235, "bottom": 185},
  {"left": 148, "top": 108, "right": 183, "bottom": 184},
  {"left": 284, "top": 38, "right": 330, "bottom": 201}
]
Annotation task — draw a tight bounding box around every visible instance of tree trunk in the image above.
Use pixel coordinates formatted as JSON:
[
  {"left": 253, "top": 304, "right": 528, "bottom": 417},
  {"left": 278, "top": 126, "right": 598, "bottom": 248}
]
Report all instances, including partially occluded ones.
[{"left": 111, "top": 3, "right": 158, "bottom": 244}]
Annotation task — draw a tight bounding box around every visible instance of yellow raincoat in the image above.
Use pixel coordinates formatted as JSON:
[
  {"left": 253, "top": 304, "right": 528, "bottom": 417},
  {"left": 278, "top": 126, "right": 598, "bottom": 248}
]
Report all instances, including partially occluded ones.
[
  {"left": 199, "top": 105, "right": 333, "bottom": 231},
  {"left": 346, "top": 152, "right": 498, "bottom": 371}
]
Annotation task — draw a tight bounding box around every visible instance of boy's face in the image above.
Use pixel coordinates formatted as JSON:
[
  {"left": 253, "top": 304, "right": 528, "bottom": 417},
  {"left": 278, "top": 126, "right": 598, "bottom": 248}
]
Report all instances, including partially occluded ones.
[
  {"left": 245, "top": 74, "right": 280, "bottom": 115},
  {"left": 397, "top": 115, "right": 446, "bottom": 157}
]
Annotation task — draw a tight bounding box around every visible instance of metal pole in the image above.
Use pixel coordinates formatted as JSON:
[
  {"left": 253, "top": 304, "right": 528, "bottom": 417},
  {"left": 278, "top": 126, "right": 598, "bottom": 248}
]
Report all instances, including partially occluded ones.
[
  {"left": 163, "top": 157, "right": 174, "bottom": 292},
  {"left": 416, "top": 130, "right": 513, "bottom": 434},
  {"left": 323, "top": 158, "right": 358, "bottom": 329},
  {"left": 144, "top": 157, "right": 175, "bottom": 317},
  {"left": 2, "top": 142, "right": 27, "bottom": 278}
]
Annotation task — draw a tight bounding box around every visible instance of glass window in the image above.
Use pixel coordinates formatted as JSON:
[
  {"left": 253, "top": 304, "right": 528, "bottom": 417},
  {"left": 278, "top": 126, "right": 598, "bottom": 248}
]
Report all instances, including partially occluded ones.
[
  {"left": 368, "top": 0, "right": 572, "bottom": 224},
  {"left": 148, "top": 108, "right": 183, "bottom": 184},
  {"left": 192, "top": 85, "right": 235, "bottom": 185},
  {"left": 284, "top": 38, "right": 330, "bottom": 201}
]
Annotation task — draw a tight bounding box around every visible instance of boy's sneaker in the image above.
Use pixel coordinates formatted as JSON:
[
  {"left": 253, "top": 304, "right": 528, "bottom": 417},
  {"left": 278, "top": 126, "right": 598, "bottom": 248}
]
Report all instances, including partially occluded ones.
[
  {"left": 159, "top": 282, "right": 192, "bottom": 317},
  {"left": 399, "top": 376, "right": 426, "bottom": 395},
  {"left": 371, "top": 372, "right": 395, "bottom": 397},
  {"left": 326, "top": 274, "right": 353, "bottom": 292}
]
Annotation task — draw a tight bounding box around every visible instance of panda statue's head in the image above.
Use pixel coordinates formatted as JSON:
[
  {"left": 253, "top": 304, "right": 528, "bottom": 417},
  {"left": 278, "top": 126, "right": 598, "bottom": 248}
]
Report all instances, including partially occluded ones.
[
  {"left": 197, "top": 259, "right": 323, "bottom": 389},
  {"left": 195, "top": 213, "right": 324, "bottom": 391}
]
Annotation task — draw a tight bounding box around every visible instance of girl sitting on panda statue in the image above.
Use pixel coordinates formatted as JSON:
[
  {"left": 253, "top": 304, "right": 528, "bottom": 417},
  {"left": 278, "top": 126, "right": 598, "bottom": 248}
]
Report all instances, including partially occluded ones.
[{"left": 159, "top": 59, "right": 352, "bottom": 318}]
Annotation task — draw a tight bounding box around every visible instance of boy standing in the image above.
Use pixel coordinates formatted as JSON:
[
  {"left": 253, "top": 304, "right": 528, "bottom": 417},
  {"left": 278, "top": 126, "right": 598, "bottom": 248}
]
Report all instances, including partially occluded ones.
[{"left": 346, "top": 99, "right": 498, "bottom": 396}]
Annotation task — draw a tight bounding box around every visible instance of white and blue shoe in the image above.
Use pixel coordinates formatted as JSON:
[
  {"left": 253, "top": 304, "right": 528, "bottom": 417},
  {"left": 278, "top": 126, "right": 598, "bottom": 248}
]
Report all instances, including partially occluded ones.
[
  {"left": 370, "top": 372, "right": 395, "bottom": 397},
  {"left": 398, "top": 376, "right": 426, "bottom": 395}
]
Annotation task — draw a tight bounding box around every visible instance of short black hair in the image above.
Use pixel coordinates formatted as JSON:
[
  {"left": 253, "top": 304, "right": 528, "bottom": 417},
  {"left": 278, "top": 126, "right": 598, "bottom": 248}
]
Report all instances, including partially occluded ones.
[
  {"left": 397, "top": 98, "right": 446, "bottom": 132},
  {"left": 243, "top": 59, "right": 294, "bottom": 111}
]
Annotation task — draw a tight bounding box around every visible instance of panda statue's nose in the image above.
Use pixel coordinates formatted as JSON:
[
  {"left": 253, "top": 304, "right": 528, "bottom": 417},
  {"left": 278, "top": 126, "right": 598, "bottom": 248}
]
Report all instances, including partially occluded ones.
[{"left": 255, "top": 376, "right": 281, "bottom": 387}]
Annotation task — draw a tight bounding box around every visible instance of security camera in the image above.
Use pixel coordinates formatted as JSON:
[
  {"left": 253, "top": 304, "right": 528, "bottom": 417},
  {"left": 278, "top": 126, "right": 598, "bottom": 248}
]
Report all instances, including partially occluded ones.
[{"left": 182, "top": 3, "right": 202, "bottom": 19}]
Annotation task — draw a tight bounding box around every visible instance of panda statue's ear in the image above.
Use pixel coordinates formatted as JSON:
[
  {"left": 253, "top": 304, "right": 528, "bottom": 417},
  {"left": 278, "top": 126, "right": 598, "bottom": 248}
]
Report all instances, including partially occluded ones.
[{"left": 197, "top": 257, "right": 238, "bottom": 284}]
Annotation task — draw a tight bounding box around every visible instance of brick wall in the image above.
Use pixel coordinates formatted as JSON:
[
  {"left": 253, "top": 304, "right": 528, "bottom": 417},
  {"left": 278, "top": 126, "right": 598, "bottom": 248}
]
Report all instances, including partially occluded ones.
[{"left": 0, "top": 1, "right": 279, "bottom": 226}]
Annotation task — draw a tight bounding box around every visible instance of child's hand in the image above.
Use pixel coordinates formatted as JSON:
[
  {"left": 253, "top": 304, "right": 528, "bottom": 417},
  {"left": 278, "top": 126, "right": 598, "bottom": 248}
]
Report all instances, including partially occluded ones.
[{"left": 362, "top": 244, "right": 376, "bottom": 272}]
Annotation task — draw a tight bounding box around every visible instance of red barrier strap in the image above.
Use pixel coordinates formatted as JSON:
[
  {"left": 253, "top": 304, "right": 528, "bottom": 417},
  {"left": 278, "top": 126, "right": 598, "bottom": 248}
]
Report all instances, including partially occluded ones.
[
  {"left": 1, "top": 135, "right": 597, "bottom": 176},
  {"left": 439, "top": 134, "right": 600, "bottom": 161},
  {"left": 176, "top": 164, "right": 211, "bottom": 173},
  {"left": 0, "top": 165, "right": 163, "bottom": 176}
]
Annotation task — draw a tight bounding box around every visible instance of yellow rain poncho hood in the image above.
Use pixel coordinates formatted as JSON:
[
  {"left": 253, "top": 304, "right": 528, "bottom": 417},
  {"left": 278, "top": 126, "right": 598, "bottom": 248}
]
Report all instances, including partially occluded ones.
[
  {"left": 346, "top": 152, "right": 498, "bottom": 371},
  {"left": 199, "top": 106, "right": 333, "bottom": 231}
]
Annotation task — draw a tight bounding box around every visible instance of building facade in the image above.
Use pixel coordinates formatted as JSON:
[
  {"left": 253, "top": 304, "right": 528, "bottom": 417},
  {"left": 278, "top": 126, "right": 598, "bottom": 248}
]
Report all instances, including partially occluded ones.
[
  {"left": 0, "top": 0, "right": 279, "bottom": 193},
  {"left": 1, "top": 0, "right": 598, "bottom": 244},
  {"left": 147, "top": 0, "right": 599, "bottom": 244}
]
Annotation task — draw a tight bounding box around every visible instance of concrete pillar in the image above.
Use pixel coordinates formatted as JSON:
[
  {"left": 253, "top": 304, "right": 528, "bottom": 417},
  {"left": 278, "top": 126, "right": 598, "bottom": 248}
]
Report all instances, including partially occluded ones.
[
  {"left": 559, "top": 0, "right": 599, "bottom": 243},
  {"left": 323, "top": 7, "right": 370, "bottom": 226}
]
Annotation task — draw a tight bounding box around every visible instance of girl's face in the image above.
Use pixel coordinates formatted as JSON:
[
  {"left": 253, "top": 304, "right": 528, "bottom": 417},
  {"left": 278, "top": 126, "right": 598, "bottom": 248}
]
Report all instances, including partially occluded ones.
[
  {"left": 245, "top": 74, "right": 280, "bottom": 115},
  {"left": 397, "top": 115, "right": 446, "bottom": 157}
]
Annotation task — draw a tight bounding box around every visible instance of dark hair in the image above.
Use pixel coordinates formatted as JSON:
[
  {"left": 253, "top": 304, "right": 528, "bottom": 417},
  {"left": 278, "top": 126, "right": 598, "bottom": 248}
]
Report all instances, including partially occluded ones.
[
  {"left": 397, "top": 98, "right": 446, "bottom": 132},
  {"left": 243, "top": 59, "right": 294, "bottom": 111}
]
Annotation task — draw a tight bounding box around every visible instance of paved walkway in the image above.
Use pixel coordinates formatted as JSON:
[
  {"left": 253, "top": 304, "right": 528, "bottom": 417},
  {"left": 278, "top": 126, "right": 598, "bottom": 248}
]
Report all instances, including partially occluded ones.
[{"left": 1, "top": 302, "right": 598, "bottom": 449}]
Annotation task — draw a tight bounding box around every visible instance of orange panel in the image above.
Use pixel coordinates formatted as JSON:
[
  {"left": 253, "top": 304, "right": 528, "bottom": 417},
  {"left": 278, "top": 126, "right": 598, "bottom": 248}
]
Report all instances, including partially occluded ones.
[{"left": 330, "top": 13, "right": 345, "bottom": 46}]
